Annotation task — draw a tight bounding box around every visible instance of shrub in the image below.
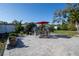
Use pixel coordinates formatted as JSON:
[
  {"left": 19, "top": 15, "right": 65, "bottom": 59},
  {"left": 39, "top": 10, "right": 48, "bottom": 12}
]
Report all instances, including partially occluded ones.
[
  {"left": 0, "top": 42, "right": 4, "bottom": 48},
  {"left": 9, "top": 32, "right": 17, "bottom": 36},
  {"left": 68, "top": 23, "right": 77, "bottom": 31},
  {"left": 61, "top": 23, "right": 68, "bottom": 30},
  {"left": 20, "top": 31, "right": 24, "bottom": 35},
  {"left": 49, "top": 25, "right": 54, "bottom": 32}
]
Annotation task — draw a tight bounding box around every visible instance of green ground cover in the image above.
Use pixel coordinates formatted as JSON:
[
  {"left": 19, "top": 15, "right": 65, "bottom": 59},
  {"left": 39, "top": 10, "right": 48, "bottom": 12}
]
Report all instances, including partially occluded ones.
[{"left": 53, "top": 30, "right": 78, "bottom": 37}]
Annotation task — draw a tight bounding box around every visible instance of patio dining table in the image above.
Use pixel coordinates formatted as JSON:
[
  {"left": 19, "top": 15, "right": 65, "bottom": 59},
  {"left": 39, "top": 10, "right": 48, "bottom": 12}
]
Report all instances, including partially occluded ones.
[{"left": 36, "top": 21, "right": 49, "bottom": 38}]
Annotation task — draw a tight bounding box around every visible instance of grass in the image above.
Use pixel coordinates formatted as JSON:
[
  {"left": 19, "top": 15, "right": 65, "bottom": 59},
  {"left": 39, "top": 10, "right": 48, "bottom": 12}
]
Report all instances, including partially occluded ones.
[{"left": 53, "top": 30, "right": 78, "bottom": 37}]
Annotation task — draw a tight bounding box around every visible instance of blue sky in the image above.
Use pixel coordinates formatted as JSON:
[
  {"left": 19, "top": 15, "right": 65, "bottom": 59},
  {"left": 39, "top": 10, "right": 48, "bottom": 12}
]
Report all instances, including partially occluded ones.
[{"left": 0, "top": 3, "right": 66, "bottom": 23}]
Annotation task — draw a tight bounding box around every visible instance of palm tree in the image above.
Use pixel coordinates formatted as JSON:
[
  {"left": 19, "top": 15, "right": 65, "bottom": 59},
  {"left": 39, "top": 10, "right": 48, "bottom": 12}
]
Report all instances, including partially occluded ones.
[
  {"left": 12, "top": 20, "right": 24, "bottom": 33},
  {"left": 67, "top": 4, "right": 79, "bottom": 32},
  {"left": 53, "top": 3, "right": 79, "bottom": 32}
]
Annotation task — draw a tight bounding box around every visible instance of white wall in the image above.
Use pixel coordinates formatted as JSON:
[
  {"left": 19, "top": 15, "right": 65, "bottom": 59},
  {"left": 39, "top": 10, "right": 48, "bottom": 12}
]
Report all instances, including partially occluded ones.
[
  {"left": 54, "top": 26, "right": 58, "bottom": 30},
  {"left": 0, "top": 24, "right": 15, "bottom": 33}
]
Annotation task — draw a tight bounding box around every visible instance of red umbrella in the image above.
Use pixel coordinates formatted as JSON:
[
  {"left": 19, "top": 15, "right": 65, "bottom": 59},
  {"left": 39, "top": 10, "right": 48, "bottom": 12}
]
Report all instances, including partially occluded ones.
[{"left": 36, "top": 21, "right": 49, "bottom": 24}]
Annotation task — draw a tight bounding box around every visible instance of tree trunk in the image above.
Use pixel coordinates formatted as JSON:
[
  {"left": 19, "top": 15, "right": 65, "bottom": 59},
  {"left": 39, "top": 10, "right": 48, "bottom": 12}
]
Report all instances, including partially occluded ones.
[{"left": 75, "top": 21, "right": 79, "bottom": 33}]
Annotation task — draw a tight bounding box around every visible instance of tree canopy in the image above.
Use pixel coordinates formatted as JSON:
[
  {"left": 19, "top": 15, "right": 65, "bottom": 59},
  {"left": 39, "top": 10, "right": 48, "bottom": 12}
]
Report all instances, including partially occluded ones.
[{"left": 53, "top": 3, "right": 79, "bottom": 31}]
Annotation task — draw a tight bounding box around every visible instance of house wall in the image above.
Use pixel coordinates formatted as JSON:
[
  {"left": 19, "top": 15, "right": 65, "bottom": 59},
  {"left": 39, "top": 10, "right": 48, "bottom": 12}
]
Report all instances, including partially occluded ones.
[
  {"left": 54, "top": 26, "right": 58, "bottom": 30},
  {"left": 0, "top": 24, "right": 15, "bottom": 33}
]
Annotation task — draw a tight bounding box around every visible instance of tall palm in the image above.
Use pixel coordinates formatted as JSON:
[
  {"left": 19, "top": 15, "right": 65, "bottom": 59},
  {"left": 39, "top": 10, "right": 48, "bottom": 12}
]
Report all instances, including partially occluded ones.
[
  {"left": 53, "top": 3, "right": 79, "bottom": 32},
  {"left": 67, "top": 4, "right": 79, "bottom": 32},
  {"left": 53, "top": 9, "right": 67, "bottom": 25}
]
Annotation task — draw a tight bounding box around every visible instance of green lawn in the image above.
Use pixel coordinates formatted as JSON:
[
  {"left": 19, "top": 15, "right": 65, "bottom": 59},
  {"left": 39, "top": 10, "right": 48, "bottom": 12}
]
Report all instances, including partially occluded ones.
[{"left": 53, "top": 30, "right": 78, "bottom": 37}]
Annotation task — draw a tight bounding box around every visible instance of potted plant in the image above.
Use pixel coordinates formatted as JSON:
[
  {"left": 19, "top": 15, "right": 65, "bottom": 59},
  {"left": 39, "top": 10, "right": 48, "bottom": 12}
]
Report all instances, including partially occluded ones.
[
  {"left": 19, "top": 31, "right": 24, "bottom": 37},
  {"left": 8, "top": 32, "right": 17, "bottom": 47}
]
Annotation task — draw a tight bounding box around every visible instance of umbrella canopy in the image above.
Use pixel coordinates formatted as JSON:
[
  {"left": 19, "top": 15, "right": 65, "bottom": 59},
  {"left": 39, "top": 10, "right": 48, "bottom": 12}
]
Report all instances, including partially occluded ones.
[{"left": 36, "top": 21, "right": 49, "bottom": 24}]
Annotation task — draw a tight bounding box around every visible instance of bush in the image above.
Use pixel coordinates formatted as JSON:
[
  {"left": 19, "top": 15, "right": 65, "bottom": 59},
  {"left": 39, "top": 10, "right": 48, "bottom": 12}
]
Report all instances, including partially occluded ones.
[
  {"left": 0, "top": 42, "right": 4, "bottom": 48},
  {"left": 56, "top": 23, "right": 76, "bottom": 31},
  {"left": 20, "top": 31, "right": 24, "bottom": 36},
  {"left": 57, "top": 25, "right": 61, "bottom": 30},
  {"left": 9, "top": 32, "right": 17, "bottom": 36},
  {"left": 20, "top": 31, "right": 24, "bottom": 34},
  {"left": 25, "top": 22, "right": 37, "bottom": 34},
  {"left": 68, "top": 23, "right": 77, "bottom": 31},
  {"left": 61, "top": 23, "right": 68, "bottom": 30},
  {"left": 49, "top": 25, "right": 54, "bottom": 32}
]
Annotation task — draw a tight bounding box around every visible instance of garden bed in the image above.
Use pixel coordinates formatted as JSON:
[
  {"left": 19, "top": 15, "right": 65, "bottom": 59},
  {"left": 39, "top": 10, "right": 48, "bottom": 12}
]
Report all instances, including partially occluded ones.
[{"left": 0, "top": 34, "right": 8, "bottom": 56}]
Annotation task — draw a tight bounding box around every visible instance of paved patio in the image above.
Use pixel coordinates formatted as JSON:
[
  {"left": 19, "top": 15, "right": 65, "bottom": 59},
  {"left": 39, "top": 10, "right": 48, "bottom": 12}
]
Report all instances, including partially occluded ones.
[{"left": 3, "top": 35, "right": 79, "bottom": 56}]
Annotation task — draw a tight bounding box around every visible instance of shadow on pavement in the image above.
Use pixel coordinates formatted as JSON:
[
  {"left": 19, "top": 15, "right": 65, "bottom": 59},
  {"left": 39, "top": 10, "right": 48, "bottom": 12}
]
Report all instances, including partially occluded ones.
[
  {"left": 7, "top": 38, "right": 29, "bottom": 50},
  {"left": 48, "top": 34, "right": 71, "bottom": 39},
  {"left": 16, "top": 39, "right": 29, "bottom": 48},
  {"left": 39, "top": 34, "right": 71, "bottom": 39}
]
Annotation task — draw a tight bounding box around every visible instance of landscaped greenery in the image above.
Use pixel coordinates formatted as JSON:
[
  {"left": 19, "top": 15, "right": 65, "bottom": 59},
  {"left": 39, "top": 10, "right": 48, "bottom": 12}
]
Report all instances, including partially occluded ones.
[
  {"left": 53, "top": 4, "right": 79, "bottom": 31},
  {"left": 24, "top": 22, "right": 37, "bottom": 35},
  {"left": 0, "top": 36, "right": 8, "bottom": 56},
  {"left": 12, "top": 20, "right": 24, "bottom": 33},
  {"left": 53, "top": 30, "right": 77, "bottom": 37},
  {"left": 0, "top": 42, "right": 5, "bottom": 55}
]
